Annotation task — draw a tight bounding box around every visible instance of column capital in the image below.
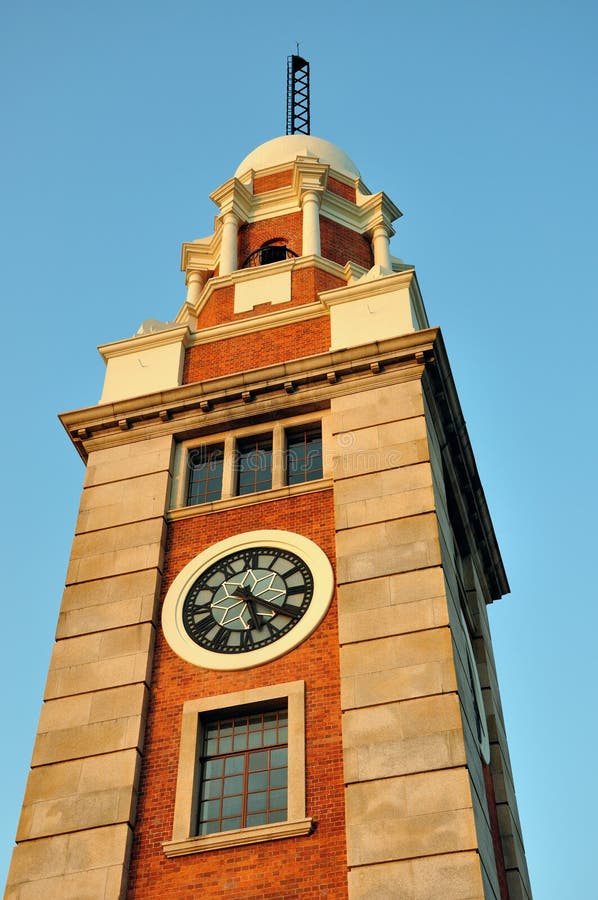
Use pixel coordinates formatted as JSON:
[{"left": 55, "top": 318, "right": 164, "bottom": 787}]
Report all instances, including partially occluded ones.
[
  {"left": 358, "top": 191, "right": 400, "bottom": 238},
  {"left": 210, "top": 177, "right": 253, "bottom": 225},
  {"left": 293, "top": 157, "right": 329, "bottom": 201}
]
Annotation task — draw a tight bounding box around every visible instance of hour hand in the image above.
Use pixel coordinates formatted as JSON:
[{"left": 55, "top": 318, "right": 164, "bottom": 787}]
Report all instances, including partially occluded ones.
[
  {"left": 230, "top": 586, "right": 262, "bottom": 630},
  {"left": 250, "top": 595, "right": 302, "bottom": 619}
]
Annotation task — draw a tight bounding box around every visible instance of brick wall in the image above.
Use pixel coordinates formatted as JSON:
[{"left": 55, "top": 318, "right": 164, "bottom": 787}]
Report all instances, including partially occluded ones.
[
  {"left": 253, "top": 168, "right": 294, "bottom": 195},
  {"left": 320, "top": 217, "right": 372, "bottom": 270},
  {"left": 327, "top": 177, "right": 356, "bottom": 203},
  {"left": 126, "top": 491, "right": 349, "bottom": 900},
  {"left": 183, "top": 315, "right": 331, "bottom": 383}
]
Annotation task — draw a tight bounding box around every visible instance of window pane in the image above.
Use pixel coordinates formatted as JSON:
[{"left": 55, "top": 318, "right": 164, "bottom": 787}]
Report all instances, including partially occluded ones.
[
  {"left": 187, "top": 444, "right": 224, "bottom": 505},
  {"left": 286, "top": 427, "right": 323, "bottom": 484},
  {"left": 269, "top": 808, "right": 286, "bottom": 824},
  {"left": 233, "top": 732, "right": 248, "bottom": 751},
  {"left": 236, "top": 436, "right": 272, "bottom": 495},
  {"left": 203, "top": 758, "right": 224, "bottom": 778},
  {"left": 270, "top": 788, "right": 287, "bottom": 810},
  {"left": 222, "top": 795, "right": 243, "bottom": 818},
  {"left": 248, "top": 731, "right": 263, "bottom": 749},
  {"left": 224, "top": 755, "right": 244, "bottom": 776},
  {"left": 270, "top": 768, "right": 287, "bottom": 789},
  {"left": 248, "top": 750, "right": 268, "bottom": 772},
  {"left": 223, "top": 775, "right": 243, "bottom": 796},
  {"left": 199, "top": 819, "right": 222, "bottom": 835},
  {"left": 270, "top": 748, "right": 287, "bottom": 768},
  {"left": 247, "top": 792, "right": 267, "bottom": 813},
  {"left": 202, "top": 779, "right": 223, "bottom": 800},
  {"left": 246, "top": 812, "right": 268, "bottom": 827},
  {"left": 247, "top": 771, "right": 268, "bottom": 793},
  {"left": 201, "top": 799, "right": 221, "bottom": 820}
]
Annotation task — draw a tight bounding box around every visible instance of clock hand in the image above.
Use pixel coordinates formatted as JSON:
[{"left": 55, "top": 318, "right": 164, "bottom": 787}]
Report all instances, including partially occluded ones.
[
  {"left": 230, "top": 586, "right": 263, "bottom": 630},
  {"left": 247, "top": 594, "right": 302, "bottom": 619}
]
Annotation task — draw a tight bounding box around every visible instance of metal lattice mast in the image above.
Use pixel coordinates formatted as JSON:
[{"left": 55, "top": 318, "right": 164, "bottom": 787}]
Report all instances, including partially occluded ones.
[{"left": 286, "top": 55, "right": 310, "bottom": 135}]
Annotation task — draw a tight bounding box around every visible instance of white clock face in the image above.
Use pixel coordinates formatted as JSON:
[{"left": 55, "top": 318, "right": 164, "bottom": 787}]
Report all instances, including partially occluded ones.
[{"left": 162, "top": 530, "right": 334, "bottom": 671}]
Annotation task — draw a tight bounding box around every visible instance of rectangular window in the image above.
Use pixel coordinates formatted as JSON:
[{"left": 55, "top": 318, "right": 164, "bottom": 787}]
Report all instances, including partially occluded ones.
[
  {"left": 187, "top": 444, "right": 224, "bottom": 505},
  {"left": 236, "top": 434, "right": 273, "bottom": 495},
  {"left": 174, "top": 418, "right": 326, "bottom": 512},
  {"left": 197, "top": 708, "right": 288, "bottom": 835},
  {"left": 163, "top": 681, "right": 311, "bottom": 856},
  {"left": 286, "top": 426, "right": 323, "bottom": 485}
]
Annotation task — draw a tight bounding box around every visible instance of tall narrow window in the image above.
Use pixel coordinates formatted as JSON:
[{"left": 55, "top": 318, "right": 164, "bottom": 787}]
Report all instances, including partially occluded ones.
[
  {"left": 236, "top": 435, "right": 273, "bottom": 495},
  {"left": 187, "top": 444, "right": 224, "bottom": 505},
  {"left": 286, "top": 426, "right": 323, "bottom": 485},
  {"left": 196, "top": 708, "right": 288, "bottom": 835}
]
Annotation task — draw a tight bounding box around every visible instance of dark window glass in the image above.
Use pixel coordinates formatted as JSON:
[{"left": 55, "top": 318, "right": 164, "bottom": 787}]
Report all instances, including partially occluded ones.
[
  {"left": 187, "top": 445, "right": 224, "bottom": 505},
  {"left": 196, "top": 708, "right": 288, "bottom": 835},
  {"left": 260, "top": 245, "right": 287, "bottom": 265},
  {"left": 286, "top": 426, "right": 323, "bottom": 485},
  {"left": 236, "top": 435, "right": 272, "bottom": 495}
]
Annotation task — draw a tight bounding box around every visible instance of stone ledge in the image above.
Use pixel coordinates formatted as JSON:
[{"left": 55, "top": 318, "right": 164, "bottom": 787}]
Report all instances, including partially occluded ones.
[{"left": 162, "top": 817, "right": 314, "bottom": 857}]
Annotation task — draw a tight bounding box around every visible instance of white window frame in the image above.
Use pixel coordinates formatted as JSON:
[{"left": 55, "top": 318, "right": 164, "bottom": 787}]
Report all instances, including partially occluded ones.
[
  {"left": 169, "top": 412, "right": 329, "bottom": 512},
  {"left": 162, "top": 681, "right": 312, "bottom": 857}
]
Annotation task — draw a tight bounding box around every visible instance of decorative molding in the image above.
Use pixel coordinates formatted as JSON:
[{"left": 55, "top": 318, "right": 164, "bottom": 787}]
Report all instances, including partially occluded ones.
[
  {"left": 98, "top": 324, "right": 192, "bottom": 361},
  {"left": 319, "top": 267, "right": 415, "bottom": 309},
  {"left": 60, "top": 330, "right": 438, "bottom": 459},
  {"left": 162, "top": 818, "right": 314, "bottom": 857},
  {"left": 175, "top": 253, "right": 345, "bottom": 327},
  {"left": 168, "top": 479, "right": 333, "bottom": 523}
]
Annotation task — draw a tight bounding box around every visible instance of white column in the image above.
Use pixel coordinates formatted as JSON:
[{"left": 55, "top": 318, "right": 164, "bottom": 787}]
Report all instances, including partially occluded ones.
[
  {"left": 221, "top": 434, "right": 237, "bottom": 499},
  {"left": 372, "top": 223, "right": 392, "bottom": 271},
  {"left": 271, "top": 423, "right": 285, "bottom": 490},
  {"left": 301, "top": 190, "right": 322, "bottom": 256},
  {"left": 185, "top": 270, "right": 206, "bottom": 307},
  {"left": 219, "top": 211, "right": 239, "bottom": 275}
]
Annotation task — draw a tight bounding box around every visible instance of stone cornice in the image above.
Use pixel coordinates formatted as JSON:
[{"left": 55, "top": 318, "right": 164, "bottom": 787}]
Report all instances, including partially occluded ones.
[
  {"left": 421, "top": 330, "right": 510, "bottom": 601},
  {"left": 357, "top": 191, "right": 402, "bottom": 235},
  {"left": 60, "top": 329, "right": 440, "bottom": 457},
  {"left": 98, "top": 324, "right": 192, "bottom": 361},
  {"left": 61, "top": 325, "right": 508, "bottom": 600},
  {"left": 209, "top": 177, "right": 254, "bottom": 224},
  {"left": 319, "top": 268, "right": 415, "bottom": 307},
  {"left": 180, "top": 237, "right": 214, "bottom": 274}
]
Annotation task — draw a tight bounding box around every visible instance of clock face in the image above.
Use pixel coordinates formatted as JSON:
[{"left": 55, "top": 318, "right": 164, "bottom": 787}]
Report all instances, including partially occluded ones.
[
  {"left": 181, "top": 546, "right": 314, "bottom": 654},
  {"left": 162, "top": 530, "right": 334, "bottom": 671}
]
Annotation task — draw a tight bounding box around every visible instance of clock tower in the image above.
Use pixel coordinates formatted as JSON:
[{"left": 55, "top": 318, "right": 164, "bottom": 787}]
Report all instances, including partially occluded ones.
[{"left": 6, "top": 133, "right": 533, "bottom": 899}]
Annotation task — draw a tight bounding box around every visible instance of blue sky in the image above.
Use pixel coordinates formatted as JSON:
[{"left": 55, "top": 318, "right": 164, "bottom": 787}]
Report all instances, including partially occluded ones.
[{"left": 1, "top": 1, "right": 596, "bottom": 895}]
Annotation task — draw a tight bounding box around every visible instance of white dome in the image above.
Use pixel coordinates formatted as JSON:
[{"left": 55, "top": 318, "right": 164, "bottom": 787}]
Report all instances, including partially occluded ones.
[{"left": 234, "top": 135, "right": 360, "bottom": 180}]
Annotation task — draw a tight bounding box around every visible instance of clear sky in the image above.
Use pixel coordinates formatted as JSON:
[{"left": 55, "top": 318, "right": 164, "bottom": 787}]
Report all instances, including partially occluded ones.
[{"left": 1, "top": 1, "right": 596, "bottom": 895}]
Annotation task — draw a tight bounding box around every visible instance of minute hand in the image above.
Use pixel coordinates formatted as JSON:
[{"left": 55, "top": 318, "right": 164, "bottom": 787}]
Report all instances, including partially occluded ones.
[{"left": 249, "top": 594, "right": 303, "bottom": 619}]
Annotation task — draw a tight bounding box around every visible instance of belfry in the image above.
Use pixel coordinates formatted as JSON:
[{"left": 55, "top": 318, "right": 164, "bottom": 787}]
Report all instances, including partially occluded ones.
[{"left": 6, "top": 66, "right": 532, "bottom": 900}]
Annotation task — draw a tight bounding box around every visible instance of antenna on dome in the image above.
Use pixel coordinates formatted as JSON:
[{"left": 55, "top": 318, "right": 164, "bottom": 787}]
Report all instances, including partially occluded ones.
[{"left": 286, "top": 52, "right": 310, "bottom": 135}]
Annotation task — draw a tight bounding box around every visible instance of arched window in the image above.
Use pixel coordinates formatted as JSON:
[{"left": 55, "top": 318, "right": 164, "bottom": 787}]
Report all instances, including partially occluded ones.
[{"left": 241, "top": 239, "right": 298, "bottom": 269}]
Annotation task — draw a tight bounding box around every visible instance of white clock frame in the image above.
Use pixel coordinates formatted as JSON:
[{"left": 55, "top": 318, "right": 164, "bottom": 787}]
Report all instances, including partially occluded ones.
[{"left": 161, "top": 529, "right": 334, "bottom": 670}]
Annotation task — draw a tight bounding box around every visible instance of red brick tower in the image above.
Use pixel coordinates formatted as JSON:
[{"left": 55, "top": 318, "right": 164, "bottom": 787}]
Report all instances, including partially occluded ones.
[{"left": 6, "top": 134, "right": 532, "bottom": 899}]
